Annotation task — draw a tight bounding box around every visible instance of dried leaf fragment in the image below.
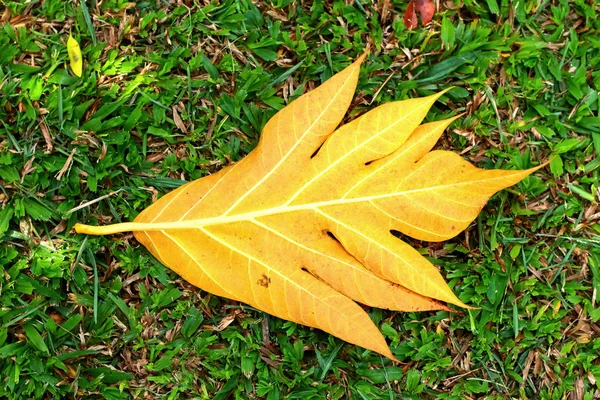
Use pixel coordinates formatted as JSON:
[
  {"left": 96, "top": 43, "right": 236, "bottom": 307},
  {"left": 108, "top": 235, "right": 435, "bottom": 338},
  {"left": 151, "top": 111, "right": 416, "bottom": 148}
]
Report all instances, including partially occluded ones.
[
  {"left": 415, "top": 0, "right": 435, "bottom": 25},
  {"left": 404, "top": 1, "right": 418, "bottom": 29},
  {"left": 404, "top": 0, "right": 435, "bottom": 29}
]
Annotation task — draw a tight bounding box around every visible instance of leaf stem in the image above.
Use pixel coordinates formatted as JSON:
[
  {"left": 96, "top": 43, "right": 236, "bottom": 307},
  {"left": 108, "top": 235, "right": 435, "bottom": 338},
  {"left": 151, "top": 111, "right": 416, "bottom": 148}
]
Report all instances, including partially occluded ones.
[
  {"left": 74, "top": 222, "right": 151, "bottom": 235},
  {"left": 73, "top": 162, "right": 546, "bottom": 237}
]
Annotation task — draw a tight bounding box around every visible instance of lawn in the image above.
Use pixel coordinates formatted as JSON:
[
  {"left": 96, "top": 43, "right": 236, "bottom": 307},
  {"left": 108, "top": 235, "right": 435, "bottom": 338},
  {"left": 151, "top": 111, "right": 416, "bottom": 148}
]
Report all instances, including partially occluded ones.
[{"left": 1, "top": 0, "right": 600, "bottom": 398}]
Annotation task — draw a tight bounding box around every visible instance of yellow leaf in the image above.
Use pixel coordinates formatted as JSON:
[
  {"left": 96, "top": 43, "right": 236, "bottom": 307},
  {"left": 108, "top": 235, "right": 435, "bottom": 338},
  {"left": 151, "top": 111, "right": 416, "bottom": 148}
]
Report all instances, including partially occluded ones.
[
  {"left": 74, "top": 54, "right": 543, "bottom": 360},
  {"left": 67, "top": 35, "right": 82, "bottom": 77}
]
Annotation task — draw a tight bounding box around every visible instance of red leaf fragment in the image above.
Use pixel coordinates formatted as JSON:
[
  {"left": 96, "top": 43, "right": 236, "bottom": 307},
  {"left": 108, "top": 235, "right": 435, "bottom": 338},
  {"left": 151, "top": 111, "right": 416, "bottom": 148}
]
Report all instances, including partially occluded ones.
[
  {"left": 404, "top": 0, "right": 418, "bottom": 30},
  {"left": 415, "top": 0, "right": 435, "bottom": 25}
]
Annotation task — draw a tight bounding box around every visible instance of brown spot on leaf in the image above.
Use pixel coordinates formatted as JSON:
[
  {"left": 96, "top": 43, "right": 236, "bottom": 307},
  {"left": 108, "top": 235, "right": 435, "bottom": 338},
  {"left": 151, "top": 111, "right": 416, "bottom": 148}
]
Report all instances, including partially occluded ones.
[{"left": 257, "top": 274, "right": 271, "bottom": 288}]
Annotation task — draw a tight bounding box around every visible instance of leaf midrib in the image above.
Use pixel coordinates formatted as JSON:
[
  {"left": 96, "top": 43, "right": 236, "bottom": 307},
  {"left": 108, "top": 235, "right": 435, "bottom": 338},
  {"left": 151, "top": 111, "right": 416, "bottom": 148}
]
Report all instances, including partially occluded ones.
[{"left": 126, "top": 172, "right": 523, "bottom": 232}]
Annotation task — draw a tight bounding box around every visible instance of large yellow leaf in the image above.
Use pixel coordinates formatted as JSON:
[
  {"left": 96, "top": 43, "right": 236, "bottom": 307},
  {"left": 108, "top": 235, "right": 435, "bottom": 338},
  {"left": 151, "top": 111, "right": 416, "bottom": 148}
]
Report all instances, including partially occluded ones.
[{"left": 75, "top": 54, "right": 542, "bottom": 360}]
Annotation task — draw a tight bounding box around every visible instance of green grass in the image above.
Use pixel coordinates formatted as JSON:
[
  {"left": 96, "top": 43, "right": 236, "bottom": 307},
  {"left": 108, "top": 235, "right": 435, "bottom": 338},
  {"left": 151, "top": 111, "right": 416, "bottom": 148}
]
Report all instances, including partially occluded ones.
[{"left": 1, "top": 0, "right": 600, "bottom": 398}]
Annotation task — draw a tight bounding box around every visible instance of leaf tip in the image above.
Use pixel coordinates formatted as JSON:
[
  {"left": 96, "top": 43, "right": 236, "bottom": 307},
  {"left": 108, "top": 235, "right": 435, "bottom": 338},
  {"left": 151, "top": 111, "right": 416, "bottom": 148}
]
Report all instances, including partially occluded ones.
[
  {"left": 517, "top": 159, "right": 550, "bottom": 180},
  {"left": 435, "top": 86, "right": 454, "bottom": 98},
  {"left": 442, "top": 294, "right": 473, "bottom": 310},
  {"left": 388, "top": 353, "right": 401, "bottom": 363},
  {"left": 420, "top": 87, "right": 452, "bottom": 106},
  {"left": 538, "top": 158, "right": 552, "bottom": 170},
  {"left": 378, "top": 347, "right": 401, "bottom": 363},
  {"left": 354, "top": 51, "right": 369, "bottom": 66}
]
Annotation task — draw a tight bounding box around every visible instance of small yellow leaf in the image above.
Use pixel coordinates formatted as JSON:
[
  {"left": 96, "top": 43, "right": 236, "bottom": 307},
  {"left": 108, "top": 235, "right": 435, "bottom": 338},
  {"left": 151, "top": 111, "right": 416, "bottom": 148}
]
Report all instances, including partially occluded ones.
[{"left": 67, "top": 35, "right": 82, "bottom": 77}]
